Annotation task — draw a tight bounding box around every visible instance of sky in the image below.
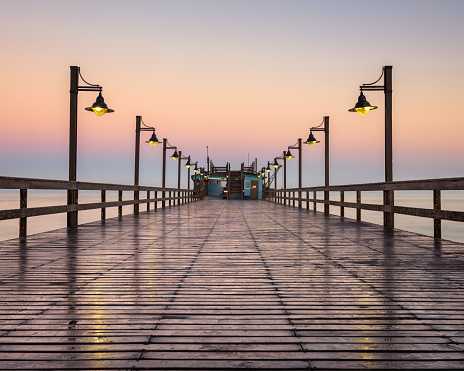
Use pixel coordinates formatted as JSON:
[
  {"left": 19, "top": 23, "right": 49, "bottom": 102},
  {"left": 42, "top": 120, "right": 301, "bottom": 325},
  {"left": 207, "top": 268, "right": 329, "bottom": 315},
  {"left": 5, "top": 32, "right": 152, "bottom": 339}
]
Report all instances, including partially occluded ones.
[{"left": 1, "top": 0, "right": 463, "bottom": 189}]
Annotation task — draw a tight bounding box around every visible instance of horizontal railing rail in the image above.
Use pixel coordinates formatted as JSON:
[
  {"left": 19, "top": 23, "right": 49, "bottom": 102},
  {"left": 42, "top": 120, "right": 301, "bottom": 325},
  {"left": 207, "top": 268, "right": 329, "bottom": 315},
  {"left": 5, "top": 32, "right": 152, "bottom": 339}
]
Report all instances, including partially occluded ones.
[
  {"left": 263, "top": 177, "right": 464, "bottom": 239},
  {"left": 0, "top": 176, "right": 204, "bottom": 238}
]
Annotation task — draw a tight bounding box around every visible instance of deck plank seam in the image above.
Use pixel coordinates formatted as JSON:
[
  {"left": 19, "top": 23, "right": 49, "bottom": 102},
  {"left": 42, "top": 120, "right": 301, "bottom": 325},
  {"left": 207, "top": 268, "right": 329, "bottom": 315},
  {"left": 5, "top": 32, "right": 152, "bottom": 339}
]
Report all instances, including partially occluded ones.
[{"left": 239, "top": 204, "right": 314, "bottom": 370}]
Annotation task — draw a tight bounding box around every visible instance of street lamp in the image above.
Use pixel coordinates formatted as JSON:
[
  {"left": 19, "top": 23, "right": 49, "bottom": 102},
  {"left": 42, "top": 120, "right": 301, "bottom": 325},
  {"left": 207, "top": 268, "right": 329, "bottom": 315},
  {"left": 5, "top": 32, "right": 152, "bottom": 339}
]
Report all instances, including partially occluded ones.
[
  {"left": 285, "top": 149, "right": 294, "bottom": 160},
  {"left": 162, "top": 139, "right": 178, "bottom": 208},
  {"left": 349, "top": 66, "right": 393, "bottom": 228},
  {"left": 68, "top": 66, "right": 113, "bottom": 227},
  {"left": 177, "top": 152, "right": 192, "bottom": 192},
  {"left": 134, "top": 116, "right": 159, "bottom": 214},
  {"left": 305, "top": 116, "right": 329, "bottom": 214},
  {"left": 287, "top": 139, "right": 302, "bottom": 207},
  {"left": 273, "top": 152, "right": 286, "bottom": 203}
]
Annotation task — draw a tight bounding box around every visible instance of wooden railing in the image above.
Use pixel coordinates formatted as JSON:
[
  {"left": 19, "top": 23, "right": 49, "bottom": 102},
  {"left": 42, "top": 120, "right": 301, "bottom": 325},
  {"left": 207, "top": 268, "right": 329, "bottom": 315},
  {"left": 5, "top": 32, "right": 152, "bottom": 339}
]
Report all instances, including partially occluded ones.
[
  {"left": 263, "top": 177, "right": 464, "bottom": 239},
  {"left": 0, "top": 176, "right": 204, "bottom": 238}
]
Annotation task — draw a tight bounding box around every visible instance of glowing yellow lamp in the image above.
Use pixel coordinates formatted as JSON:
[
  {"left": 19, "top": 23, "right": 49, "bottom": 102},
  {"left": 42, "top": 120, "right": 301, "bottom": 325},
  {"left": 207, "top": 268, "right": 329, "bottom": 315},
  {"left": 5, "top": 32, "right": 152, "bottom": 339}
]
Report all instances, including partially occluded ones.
[
  {"left": 146, "top": 132, "right": 160, "bottom": 147},
  {"left": 85, "top": 92, "right": 114, "bottom": 117},
  {"left": 285, "top": 150, "right": 294, "bottom": 160},
  {"left": 171, "top": 150, "right": 179, "bottom": 160},
  {"left": 349, "top": 92, "right": 377, "bottom": 116},
  {"left": 304, "top": 132, "right": 320, "bottom": 147}
]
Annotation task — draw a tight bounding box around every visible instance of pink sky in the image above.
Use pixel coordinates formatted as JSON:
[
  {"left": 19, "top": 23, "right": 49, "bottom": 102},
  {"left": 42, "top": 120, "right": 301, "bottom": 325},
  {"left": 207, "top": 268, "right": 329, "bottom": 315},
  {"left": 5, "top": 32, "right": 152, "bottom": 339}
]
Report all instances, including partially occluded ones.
[{"left": 1, "top": 0, "right": 463, "bottom": 189}]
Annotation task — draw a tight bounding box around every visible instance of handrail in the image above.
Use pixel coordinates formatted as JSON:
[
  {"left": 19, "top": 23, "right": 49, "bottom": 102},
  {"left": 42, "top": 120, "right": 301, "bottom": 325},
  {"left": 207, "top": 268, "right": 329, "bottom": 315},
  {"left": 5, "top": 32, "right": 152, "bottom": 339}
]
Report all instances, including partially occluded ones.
[
  {"left": 0, "top": 176, "right": 205, "bottom": 238},
  {"left": 263, "top": 176, "right": 464, "bottom": 239}
]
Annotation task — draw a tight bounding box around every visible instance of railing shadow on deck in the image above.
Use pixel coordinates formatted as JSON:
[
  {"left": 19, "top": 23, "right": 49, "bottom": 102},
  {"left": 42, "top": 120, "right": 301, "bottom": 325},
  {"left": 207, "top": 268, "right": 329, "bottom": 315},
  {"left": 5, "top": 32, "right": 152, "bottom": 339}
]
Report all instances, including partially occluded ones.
[
  {"left": 0, "top": 176, "right": 206, "bottom": 238},
  {"left": 264, "top": 177, "right": 464, "bottom": 240}
]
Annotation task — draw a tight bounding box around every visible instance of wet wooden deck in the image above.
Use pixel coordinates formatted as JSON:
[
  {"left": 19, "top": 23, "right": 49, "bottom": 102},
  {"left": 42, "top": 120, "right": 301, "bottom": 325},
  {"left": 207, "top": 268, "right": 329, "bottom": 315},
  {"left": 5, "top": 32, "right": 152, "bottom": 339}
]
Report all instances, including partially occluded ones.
[{"left": 0, "top": 198, "right": 464, "bottom": 370}]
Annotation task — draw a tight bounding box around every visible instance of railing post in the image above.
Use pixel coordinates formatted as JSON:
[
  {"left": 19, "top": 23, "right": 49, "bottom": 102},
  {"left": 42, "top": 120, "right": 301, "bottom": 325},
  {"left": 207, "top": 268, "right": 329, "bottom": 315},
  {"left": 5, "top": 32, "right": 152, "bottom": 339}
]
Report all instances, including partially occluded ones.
[
  {"left": 101, "top": 190, "right": 106, "bottom": 220},
  {"left": 356, "top": 191, "right": 361, "bottom": 221},
  {"left": 306, "top": 191, "right": 309, "bottom": 209},
  {"left": 434, "top": 190, "right": 441, "bottom": 239},
  {"left": 67, "top": 188, "right": 78, "bottom": 228},
  {"left": 147, "top": 191, "right": 150, "bottom": 211},
  {"left": 340, "top": 190, "right": 344, "bottom": 218},
  {"left": 384, "top": 190, "right": 394, "bottom": 228},
  {"left": 313, "top": 191, "right": 316, "bottom": 211},
  {"left": 293, "top": 191, "right": 295, "bottom": 207},
  {"left": 154, "top": 191, "right": 158, "bottom": 210},
  {"left": 134, "top": 189, "right": 139, "bottom": 214},
  {"left": 118, "top": 190, "right": 123, "bottom": 218},
  {"left": 324, "top": 188, "right": 329, "bottom": 215},
  {"left": 169, "top": 191, "right": 172, "bottom": 207},
  {"left": 19, "top": 189, "right": 27, "bottom": 238}
]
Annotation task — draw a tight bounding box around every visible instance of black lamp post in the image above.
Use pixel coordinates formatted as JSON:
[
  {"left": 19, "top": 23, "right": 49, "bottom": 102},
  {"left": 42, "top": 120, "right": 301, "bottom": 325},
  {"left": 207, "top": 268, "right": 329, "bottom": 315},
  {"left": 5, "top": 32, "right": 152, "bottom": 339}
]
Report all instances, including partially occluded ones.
[
  {"left": 68, "top": 66, "right": 113, "bottom": 227},
  {"left": 273, "top": 152, "right": 286, "bottom": 203},
  {"left": 134, "top": 116, "right": 159, "bottom": 214},
  {"left": 266, "top": 162, "right": 271, "bottom": 190},
  {"left": 178, "top": 152, "right": 192, "bottom": 192},
  {"left": 305, "top": 116, "right": 329, "bottom": 214},
  {"left": 162, "top": 139, "right": 178, "bottom": 208},
  {"left": 287, "top": 139, "right": 302, "bottom": 207},
  {"left": 349, "top": 66, "right": 393, "bottom": 228}
]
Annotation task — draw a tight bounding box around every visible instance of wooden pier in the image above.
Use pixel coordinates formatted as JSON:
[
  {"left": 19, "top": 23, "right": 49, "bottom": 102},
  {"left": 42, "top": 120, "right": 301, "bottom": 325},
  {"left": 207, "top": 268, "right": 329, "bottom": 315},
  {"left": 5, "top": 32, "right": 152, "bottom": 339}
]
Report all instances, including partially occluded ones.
[{"left": 0, "top": 198, "right": 464, "bottom": 370}]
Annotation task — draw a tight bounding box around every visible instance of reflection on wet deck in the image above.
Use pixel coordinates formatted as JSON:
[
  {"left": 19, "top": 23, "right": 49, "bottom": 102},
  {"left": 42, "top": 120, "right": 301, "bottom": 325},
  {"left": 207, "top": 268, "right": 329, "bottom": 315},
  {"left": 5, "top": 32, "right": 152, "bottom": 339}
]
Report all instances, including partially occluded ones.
[{"left": 0, "top": 198, "right": 463, "bottom": 370}]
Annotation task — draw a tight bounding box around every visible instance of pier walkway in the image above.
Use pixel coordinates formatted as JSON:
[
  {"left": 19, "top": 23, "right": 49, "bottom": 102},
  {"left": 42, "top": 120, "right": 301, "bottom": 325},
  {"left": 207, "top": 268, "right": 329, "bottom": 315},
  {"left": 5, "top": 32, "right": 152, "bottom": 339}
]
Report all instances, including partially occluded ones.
[{"left": 0, "top": 198, "right": 464, "bottom": 370}]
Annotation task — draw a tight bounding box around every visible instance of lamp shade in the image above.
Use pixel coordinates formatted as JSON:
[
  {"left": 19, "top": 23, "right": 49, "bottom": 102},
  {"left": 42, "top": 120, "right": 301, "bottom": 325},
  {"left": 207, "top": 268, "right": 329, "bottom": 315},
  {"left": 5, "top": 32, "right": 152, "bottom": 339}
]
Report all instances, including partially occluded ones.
[
  {"left": 266, "top": 165, "right": 271, "bottom": 173},
  {"left": 194, "top": 165, "right": 198, "bottom": 173},
  {"left": 348, "top": 92, "right": 378, "bottom": 116},
  {"left": 304, "top": 132, "right": 320, "bottom": 147},
  {"left": 146, "top": 132, "right": 160, "bottom": 147},
  {"left": 171, "top": 150, "right": 179, "bottom": 160},
  {"left": 273, "top": 159, "right": 279, "bottom": 168},
  {"left": 285, "top": 149, "right": 294, "bottom": 160},
  {"left": 185, "top": 158, "right": 191, "bottom": 168},
  {"left": 85, "top": 92, "right": 114, "bottom": 117}
]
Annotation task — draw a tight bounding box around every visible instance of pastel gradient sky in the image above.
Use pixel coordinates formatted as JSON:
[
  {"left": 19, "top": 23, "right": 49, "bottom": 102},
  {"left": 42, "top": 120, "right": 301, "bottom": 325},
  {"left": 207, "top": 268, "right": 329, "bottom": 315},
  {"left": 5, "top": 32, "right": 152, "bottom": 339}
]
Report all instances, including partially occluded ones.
[{"left": 1, "top": 0, "right": 463, "bottom": 188}]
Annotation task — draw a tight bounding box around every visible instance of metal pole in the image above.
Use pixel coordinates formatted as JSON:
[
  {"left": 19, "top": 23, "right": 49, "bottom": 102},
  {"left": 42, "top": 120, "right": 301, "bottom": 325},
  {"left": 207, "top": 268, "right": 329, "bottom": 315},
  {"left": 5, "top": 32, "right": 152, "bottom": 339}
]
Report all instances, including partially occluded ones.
[
  {"left": 283, "top": 151, "right": 287, "bottom": 205},
  {"left": 134, "top": 116, "right": 141, "bottom": 186},
  {"left": 384, "top": 66, "right": 394, "bottom": 228},
  {"left": 324, "top": 116, "right": 330, "bottom": 214},
  {"left": 274, "top": 163, "right": 277, "bottom": 202},
  {"left": 178, "top": 150, "right": 182, "bottom": 190},
  {"left": 298, "top": 138, "right": 302, "bottom": 208},
  {"left": 68, "top": 66, "right": 79, "bottom": 227},
  {"left": 134, "top": 116, "right": 141, "bottom": 214},
  {"left": 162, "top": 138, "right": 167, "bottom": 208}
]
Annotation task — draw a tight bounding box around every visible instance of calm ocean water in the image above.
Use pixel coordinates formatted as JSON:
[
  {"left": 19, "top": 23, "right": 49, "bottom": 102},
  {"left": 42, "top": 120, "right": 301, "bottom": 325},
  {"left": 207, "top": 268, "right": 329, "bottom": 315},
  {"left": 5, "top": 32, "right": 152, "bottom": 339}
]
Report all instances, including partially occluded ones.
[{"left": 0, "top": 190, "right": 463, "bottom": 244}]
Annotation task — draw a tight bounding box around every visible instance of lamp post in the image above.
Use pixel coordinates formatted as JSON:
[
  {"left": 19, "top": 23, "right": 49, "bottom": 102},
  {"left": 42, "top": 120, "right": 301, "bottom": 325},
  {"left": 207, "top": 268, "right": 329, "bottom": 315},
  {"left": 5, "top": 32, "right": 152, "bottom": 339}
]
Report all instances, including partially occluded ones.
[
  {"left": 68, "top": 66, "right": 113, "bottom": 227},
  {"left": 349, "top": 66, "right": 393, "bottom": 228},
  {"left": 305, "top": 116, "right": 329, "bottom": 214},
  {"left": 266, "top": 162, "right": 271, "bottom": 191},
  {"left": 287, "top": 139, "right": 302, "bottom": 207},
  {"left": 162, "top": 139, "right": 178, "bottom": 208},
  {"left": 134, "top": 115, "right": 160, "bottom": 214},
  {"left": 273, "top": 152, "right": 286, "bottom": 203},
  {"left": 178, "top": 152, "right": 192, "bottom": 192}
]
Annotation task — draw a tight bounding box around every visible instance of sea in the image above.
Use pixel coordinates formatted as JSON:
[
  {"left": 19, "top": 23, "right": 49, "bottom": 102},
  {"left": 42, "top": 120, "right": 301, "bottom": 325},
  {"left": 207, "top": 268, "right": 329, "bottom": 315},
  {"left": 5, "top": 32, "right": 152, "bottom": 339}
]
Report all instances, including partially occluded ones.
[{"left": 0, "top": 190, "right": 463, "bottom": 244}]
